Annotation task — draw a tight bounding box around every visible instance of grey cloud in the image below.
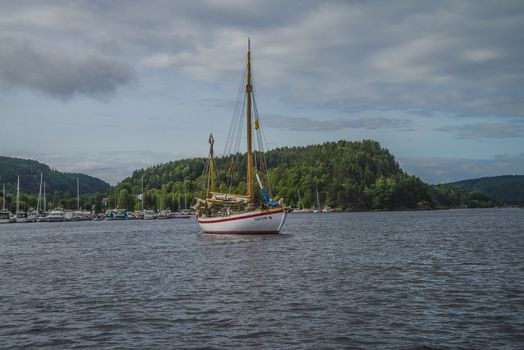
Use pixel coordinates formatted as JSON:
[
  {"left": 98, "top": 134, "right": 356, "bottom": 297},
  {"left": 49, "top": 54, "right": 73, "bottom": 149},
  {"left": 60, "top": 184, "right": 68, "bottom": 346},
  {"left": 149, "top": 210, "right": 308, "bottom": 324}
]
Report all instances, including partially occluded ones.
[
  {"left": 435, "top": 121, "right": 524, "bottom": 139},
  {"left": 1, "top": 1, "right": 523, "bottom": 116},
  {"left": 399, "top": 153, "right": 524, "bottom": 184},
  {"left": 0, "top": 37, "right": 134, "bottom": 100},
  {"left": 263, "top": 114, "right": 412, "bottom": 132}
]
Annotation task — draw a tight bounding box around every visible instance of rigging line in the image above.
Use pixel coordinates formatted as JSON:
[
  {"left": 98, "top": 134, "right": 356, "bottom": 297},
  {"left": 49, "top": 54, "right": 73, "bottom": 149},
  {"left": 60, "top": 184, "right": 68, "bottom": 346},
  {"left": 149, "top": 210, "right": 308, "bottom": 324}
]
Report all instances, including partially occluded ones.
[
  {"left": 251, "top": 94, "right": 272, "bottom": 195},
  {"left": 258, "top": 119, "right": 273, "bottom": 195},
  {"left": 231, "top": 96, "right": 246, "bottom": 192},
  {"left": 251, "top": 93, "right": 272, "bottom": 191},
  {"left": 226, "top": 64, "right": 246, "bottom": 156},
  {"left": 226, "top": 91, "right": 246, "bottom": 193},
  {"left": 222, "top": 64, "right": 246, "bottom": 193},
  {"left": 223, "top": 65, "right": 246, "bottom": 157}
]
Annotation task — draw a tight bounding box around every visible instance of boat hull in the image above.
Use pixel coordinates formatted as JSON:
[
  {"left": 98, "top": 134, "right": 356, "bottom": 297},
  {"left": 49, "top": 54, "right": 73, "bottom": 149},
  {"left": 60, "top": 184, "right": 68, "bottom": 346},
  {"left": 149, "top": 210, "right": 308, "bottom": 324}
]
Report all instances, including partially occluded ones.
[
  {"left": 45, "top": 217, "right": 65, "bottom": 222},
  {"left": 197, "top": 207, "right": 287, "bottom": 234}
]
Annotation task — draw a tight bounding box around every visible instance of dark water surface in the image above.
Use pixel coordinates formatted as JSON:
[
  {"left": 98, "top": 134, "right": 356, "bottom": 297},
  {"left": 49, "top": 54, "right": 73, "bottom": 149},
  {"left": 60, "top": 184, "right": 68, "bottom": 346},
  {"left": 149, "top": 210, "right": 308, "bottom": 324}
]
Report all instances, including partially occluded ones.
[{"left": 1, "top": 209, "right": 523, "bottom": 349}]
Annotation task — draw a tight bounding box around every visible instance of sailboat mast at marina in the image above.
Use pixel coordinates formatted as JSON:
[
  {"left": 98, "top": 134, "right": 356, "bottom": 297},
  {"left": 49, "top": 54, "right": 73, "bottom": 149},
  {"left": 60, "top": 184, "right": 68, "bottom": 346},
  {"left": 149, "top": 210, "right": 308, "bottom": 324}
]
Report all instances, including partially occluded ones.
[
  {"left": 43, "top": 181, "right": 46, "bottom": 212},
  {"left": 0, "top": 183, "right": 11, "bottom": 223},
  {"left": 194, "top": 39, "right": 287, "bottom": 234},
  {"left": 15, "top": 176, "right": 29, "bottom": 223},
  {"left": 37, "top": 173, "right": 42, "bottom": 213},
  {"left": 77, "top": 177, "right": 80, "bottom": 210}
]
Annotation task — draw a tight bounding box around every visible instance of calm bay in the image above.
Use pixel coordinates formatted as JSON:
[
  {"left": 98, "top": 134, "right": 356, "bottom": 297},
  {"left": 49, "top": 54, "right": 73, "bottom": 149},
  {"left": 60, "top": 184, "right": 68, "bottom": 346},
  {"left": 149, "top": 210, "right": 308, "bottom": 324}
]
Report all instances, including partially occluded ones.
[{"left": 1, "top": 208, "right": 523, "bottom": 349}]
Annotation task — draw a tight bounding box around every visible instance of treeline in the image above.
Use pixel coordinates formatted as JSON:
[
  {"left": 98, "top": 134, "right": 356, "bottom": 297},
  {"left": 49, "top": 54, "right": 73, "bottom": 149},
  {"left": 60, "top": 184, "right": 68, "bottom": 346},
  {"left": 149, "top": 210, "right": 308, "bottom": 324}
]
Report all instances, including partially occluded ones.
[
  {"left": 447, "top": 175, "right": 524, "bottom": 206},
  {"left": 111, "top": 140, "right": 497, "bottom": 211},
  {"left": 0, "top": 191, "right": 107, "bottom": 213},
  {"left": 0, "top": 156, "right": 110, "bottom": 194}
]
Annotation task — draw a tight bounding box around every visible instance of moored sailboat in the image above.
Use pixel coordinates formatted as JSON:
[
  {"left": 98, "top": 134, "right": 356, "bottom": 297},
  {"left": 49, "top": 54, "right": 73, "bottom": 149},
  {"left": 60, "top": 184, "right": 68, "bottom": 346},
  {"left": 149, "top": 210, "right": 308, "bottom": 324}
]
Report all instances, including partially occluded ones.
[
  {"left": 0, "top": 183, "right": 11, "bottom": 224},
  {"left": 15, "top": 176, "right": 30, "bottom": 223},
  {"left": 194, "top": 40, "right": 287, "bottom": 234}
]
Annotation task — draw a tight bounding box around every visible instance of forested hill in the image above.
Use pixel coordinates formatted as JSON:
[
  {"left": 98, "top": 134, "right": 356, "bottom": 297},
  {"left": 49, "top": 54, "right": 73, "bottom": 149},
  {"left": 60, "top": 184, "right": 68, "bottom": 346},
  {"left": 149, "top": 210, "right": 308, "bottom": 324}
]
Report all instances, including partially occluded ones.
[
  {"left": 0, "top": 156, "right": 110, "bottom": 195},
  {"left": 112, "top": 140, "right": 496, "bottom": 211},
  {"left": 447, "top": 175, "right": 524, "bottom": 206}
]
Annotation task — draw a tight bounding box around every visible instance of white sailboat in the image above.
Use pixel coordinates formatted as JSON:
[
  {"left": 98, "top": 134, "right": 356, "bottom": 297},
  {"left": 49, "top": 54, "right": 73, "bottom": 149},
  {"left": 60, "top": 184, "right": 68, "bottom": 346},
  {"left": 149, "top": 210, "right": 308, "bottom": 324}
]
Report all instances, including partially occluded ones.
[
  {"left": 174, "top": 190, "right": 191, "bottom": 218},
  {"left": 15, "top": 176, "right": 29, "bottom": 223},
  {"left": 39, "top": 181, "right": 65, "bottom": 222},
  {"left": 46, "top": 208, "right": 66, "bottom": 222},
  {"left": 71, "top": 177, "right": 90, "bottom": 221},
  {"left": 27, "top": 173, "right": 43, "bottom": 222},
  {"left": 139, "top": 175, "right": 157, "bottom": 219},
  {"left": 38, "top": 181, "right": 50, "bottom": 221},
  {"left": 194, "top": 40, "right": 287, "bottom": 234},
  {"left": 0, "top": 183, "right": 11, "bottom": 224}
]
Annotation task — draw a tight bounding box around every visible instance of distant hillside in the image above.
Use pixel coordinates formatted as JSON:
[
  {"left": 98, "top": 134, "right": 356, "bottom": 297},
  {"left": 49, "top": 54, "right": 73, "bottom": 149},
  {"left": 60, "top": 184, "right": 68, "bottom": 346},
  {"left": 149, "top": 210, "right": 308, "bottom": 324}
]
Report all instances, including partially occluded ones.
[
  {"left": 447, "top": 175, "right": 524, "bottom": 206},
  {"left": 0, "top": 156, "right": 110, "bottom": 195},
  {"left": 112, "top": 140, "right": 497, "bottom": 211}
]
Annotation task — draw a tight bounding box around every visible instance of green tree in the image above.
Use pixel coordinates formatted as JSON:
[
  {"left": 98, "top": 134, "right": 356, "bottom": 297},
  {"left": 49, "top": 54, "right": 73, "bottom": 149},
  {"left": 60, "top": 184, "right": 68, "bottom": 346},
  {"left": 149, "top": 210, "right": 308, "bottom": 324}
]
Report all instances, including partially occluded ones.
[{"left": 118, "top": 189, "right": 132, "bottom": 210}]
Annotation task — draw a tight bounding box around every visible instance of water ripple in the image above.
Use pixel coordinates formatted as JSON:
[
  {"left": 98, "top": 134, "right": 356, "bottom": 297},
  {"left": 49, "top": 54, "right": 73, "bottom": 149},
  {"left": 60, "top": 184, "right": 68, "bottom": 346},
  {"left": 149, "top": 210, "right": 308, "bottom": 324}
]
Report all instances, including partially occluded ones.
[{"left": 1, "top": 209, "right": 523, "bottom": 349}]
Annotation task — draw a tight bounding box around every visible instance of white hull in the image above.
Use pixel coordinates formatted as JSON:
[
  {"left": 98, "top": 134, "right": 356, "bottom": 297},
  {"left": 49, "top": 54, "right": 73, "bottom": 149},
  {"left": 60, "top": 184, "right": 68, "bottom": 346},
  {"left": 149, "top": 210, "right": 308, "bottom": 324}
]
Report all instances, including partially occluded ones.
[
  {"left": 173, "top": 214, "right": 191, "bottom": 219},
  {"left": 197, "top": 207, "right": 287, "bottom": 234}
]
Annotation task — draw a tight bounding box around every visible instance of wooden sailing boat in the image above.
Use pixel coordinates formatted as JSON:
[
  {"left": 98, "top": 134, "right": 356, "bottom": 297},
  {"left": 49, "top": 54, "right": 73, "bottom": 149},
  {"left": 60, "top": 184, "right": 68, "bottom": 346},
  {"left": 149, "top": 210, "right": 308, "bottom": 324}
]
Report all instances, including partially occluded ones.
[{"left": 195, "top": 40, "right": 287, "bottom": 234}]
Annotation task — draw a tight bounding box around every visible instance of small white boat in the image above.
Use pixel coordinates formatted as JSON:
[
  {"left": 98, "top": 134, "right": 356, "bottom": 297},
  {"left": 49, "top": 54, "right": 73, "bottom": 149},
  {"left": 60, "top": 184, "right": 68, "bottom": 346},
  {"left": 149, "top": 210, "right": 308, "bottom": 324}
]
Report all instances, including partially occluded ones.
[
  {"left": 0, "top": 184, "right": 11, "bottom": 224},
  {"left": 15, "top": 211, "right": 30, "bottom": 223},
  {"left": 46, "top": 209, "right": 66, "bottom": 222},
  {"left": 14, "top": 176, "right": 30, "bottom": 223},
  {"left": 291, "top": 208, "right": 314, "bottom": 213},
  {"left": 143, "top": 210, "right": 157, "bottom": 220},
  {"left": 0, "top": 209, "right": 11, "bottom": 224},
  {"left": 158, "top": 209, "right": 173, "bottom": 219},
  {"left": 27, "top": 209, "right": 39, "bottom": 222},
  {"left": 173, "top": 208, "right": 192, "bottom": 218}
]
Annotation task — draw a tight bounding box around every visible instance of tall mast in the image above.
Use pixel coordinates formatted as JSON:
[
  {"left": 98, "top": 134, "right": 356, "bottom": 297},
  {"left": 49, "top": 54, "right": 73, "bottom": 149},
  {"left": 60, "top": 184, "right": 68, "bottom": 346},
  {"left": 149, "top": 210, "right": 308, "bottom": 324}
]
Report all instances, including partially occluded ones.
[
  {"left": 2, "top": 183, "right": 5, "bottom": 211},
  {"left": 316, "top": 186, "right": 321, "bottom": 212},
  {"left": 184, "top": 184, "right": 187, "bottom": 209},
  {"left": 16, "top": 176, "right": 20, "bottom": 213},
  {"left": 209, "top": 133, "right": 215, "bottom": 193},
  {"left": 246, "top": 38, "right": 254, "bottom": 204},
  {"left": 76, "top": 177, "right": 80, "bottom": 210},
  {"left": 43, "top": 181, "right": 46, "bottom": 212},
  {"left": 37, "top": 173, "right": 43, "bottom": 212},
  {"left": 141, "top": 175, "right": 144, "bottom": 211}
]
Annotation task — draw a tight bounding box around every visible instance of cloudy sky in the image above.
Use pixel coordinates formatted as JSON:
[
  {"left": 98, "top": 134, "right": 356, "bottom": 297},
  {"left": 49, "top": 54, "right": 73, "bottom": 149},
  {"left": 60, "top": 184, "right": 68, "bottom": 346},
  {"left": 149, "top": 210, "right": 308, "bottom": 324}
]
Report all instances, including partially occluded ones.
[{"left": 1, "top": 0, "right": 523, "bottom": 184}]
